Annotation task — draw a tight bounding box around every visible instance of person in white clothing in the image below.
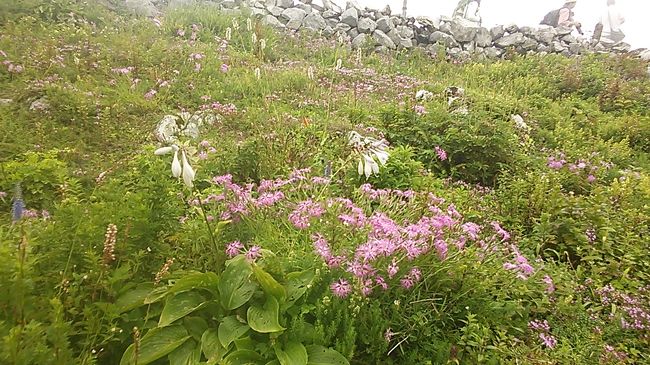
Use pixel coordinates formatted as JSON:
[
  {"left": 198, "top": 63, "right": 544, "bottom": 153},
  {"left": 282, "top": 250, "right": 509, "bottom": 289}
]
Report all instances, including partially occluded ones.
[{"left": 599, "top": 0, "right": 625, "bottom": 45}]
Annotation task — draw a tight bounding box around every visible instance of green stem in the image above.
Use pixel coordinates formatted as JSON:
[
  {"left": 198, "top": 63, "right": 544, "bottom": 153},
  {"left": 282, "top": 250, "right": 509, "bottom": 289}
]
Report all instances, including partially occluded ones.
[{"left": 192, "top": 188, "right": 223, "bottom": 270}]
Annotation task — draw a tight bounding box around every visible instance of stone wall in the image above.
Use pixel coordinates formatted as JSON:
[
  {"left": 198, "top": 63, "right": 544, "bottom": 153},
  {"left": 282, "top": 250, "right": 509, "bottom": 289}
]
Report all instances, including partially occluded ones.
[{"left": 128, "top": 0, "right": 645, "bottom": 59}]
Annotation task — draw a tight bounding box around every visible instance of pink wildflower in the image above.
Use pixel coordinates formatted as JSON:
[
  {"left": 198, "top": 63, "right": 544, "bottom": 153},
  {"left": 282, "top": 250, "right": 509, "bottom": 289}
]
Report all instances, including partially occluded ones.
[
  {"left": 245, "top": 245, "right": 262, "bottom": 261},
  {"left": 435, "top": 146, "right": 447, "bottom": 161},
  {"left": 330, "top": 279, "right": 352, "bottom": 298},
  {"left": 226, "top": 241, "right": 244, "bottom": 257}
]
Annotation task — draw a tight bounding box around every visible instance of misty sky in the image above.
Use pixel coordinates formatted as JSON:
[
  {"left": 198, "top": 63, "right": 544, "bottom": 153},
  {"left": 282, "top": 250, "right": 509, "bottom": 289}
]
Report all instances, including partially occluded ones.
[{"left": 326, "top": 0, "right": 649, "bottom": 49}]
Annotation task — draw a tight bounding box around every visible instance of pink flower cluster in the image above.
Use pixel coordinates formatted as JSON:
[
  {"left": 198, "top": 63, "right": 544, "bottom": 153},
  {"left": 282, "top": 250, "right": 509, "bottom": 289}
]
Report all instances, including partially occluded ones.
[
  {"left": 225, "top": 240, "right": 261, "bottom": 261},
  {"left": 435, "top": 146, "right": 447, "bottom": 161},
  {"left": 502, "top": 245, "right": 535, "bottom": 280},
  {"left": 528, "top": 320, "right": 557, "bottom": 348},
  {"left": 547, "top": 152, "right": 613, "bottom": 183},
  {"left": 199, "top": 101, "right": 237, "bottom": 116},
  {"left": 597, "top": 284, "right": 650, "bottom": 333}
]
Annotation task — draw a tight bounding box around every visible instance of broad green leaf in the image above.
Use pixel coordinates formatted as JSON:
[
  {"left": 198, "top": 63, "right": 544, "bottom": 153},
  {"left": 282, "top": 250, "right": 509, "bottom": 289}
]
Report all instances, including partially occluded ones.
[
  {"left": 144, "top": 286, "right": 170, "bottom": 304},
  {"left": 120, "top": 325, "right": 190, "bottom": 365},
  {"left": 184, "top": 316, "right": 208, "bottom": 342},
  {"left": 306, "top": 345, "right": 349, "bottom": 365},
  {"left": 252, "top": 264, "right": 286, "bottom": 302},
  {"left": 285, "top": 270, "right": 315, "bottom": 306},
  {"left": 218, "top": 316, "right": 250, "bottom": 348},
  {"left": 265, "top": 361, "right": 280, "bottom": 365},
  {"left": 168, "top": 339, "right": 201, "bottom": 365},
  {"left": 201, "top": 328, "right": 226, "bottom": 362},
  {"left": 234, "top": 336, "right": 256, "bottom": 350},
  {"left": 223, "top": 350, "right": 264, "bottom": 365},
  {"left": 247, "top": 296, "right": 285, "bottom": 333},
  {"left": 169, "top": 272, "right": 220, "bottom": 295},
  {"left": 275, "top": 341, "right": 308, "bottom": 365},
  {"left": 116, "top": 283, "right": 154, "bottom": 313},
  {"left": 159, "top": 291, "right": 207, "bottom": 327},
  {"left": 219, "top": 256, "right": 257, "bottom": 310}
]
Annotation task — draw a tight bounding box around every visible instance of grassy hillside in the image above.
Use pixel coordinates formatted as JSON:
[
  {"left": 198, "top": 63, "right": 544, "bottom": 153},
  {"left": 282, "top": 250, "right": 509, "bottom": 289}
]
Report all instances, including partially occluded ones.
[{"left": 1, "top": 1, "right": 650, "bottom": 364}]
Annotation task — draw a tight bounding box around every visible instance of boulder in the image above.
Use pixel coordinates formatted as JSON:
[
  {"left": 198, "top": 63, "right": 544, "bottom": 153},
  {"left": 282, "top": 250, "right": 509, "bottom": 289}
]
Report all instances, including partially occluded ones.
[
  {"left": 536, "top": 28, "right": 556, "bottom": 45},
  {"left": 485, "top": 46, "right": 503, "bottom": 58},
  {"left": 221, "top": 0, "right": 238, "bottom": 9},
  {"left": 495, "top": 32, "right": 525, "bottom": 47},
  {"left": 358, "top": 17, "right": 377, "bottom": 33},
  {"left": 396, "top": 25, "right": 414, "bottom": 39},
  {"left": 267, "top": 5, "right": 283, "bottom": 16},
  {"left": 295, "top": 3, "right": 312, "bottom": 13},
  {"left": 505, "top": 24, "right": 518, "bottom": 33},
  {"left": 555, "top": 26, "right": 572, "bottom": 35},
  {"left": 352, "top": 33, "right": 371, "bottom": 48},
  {"left": 562, "top": 34, "right": 577, "bottom": 43},
  {"left": 341, "top": 7, "right": 359, "bottom": 27},
  {"left": 262, "top": 15, "right": 285, "bottom": 28},
  {"left": 475, "top": 27, "right": 492, "bottom": 47},
  {"left": 373, "top": 29, "right": 396, "bottom": 49},
  {"left": 124, "top": 0, "right": 158, "bottom": 17},
  {"left": 302, "top": 12, "right": 327, "bottom": 30},
  {"left": 376, "top": 16, "right": 394, "bottom": 33},
  {"left": 450, "top": 21, "right": 477, "bottom": 43},
  {"left": 490, "top": 25, "right": 504, "bottom": 39},
  {"left": 322, "top": 9, "right": 340, "bottom": 18},
  {"left": 348, "top": 28, "right": 359, "bottom": 38},
  {"left": 276, "top": 0, "right": 293, "bottom": 8},
  {"left": 281, "top": 7, "right": 307, "bottom": 23},
  {"left": 429, "top": 31, "right": 458, "bottom": 47},
  {"left": 552, "top": 41, "right": 566, "bottom": 52},
  {"left": 521, "top": 37, "right": 538, "bottom": 51},
  {"left": 334, "top": 23, "right": 352, "bottom": 33}
]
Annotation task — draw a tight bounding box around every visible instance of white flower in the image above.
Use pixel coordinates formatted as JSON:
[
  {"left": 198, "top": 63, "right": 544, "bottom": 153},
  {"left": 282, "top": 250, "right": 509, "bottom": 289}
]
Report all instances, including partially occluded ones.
[
  {"left": 349, "top": 131, "right": 390, "bottom": 179},
  {"left": 335, "top": 58, "right": 342, "bottom": 70},
  {"left": 181, "top": 150, "right": 195, "bottom": 188},
  {"left": 254, "top": 67, "right": 261, "bottom": 80},
  {"left": 154, "top": 146, "right": 174, "bottom": 155},
  {"left": 171, "top": 150, "right": 182, "bottom": 178},
  {"left": 415, "top": 89, "right": 434, "bottom": 101}
]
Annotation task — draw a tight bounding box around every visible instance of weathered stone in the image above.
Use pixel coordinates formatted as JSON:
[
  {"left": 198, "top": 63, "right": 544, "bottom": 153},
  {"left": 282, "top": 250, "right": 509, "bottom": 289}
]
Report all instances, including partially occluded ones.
[
  {"left": 346, "top": 0, "right": 361, "bottom": 10},
  {"left": 325, "top": 18, "right": 338, "bottom": 28},
  {"left": 380, "top": 4, "right": 391, "bottom": 16},
  {"left": 340, "top": 7, "right": 359, "bottom": 27},
  {"left": 439, "top": 22, "right": 452, "bottom": 33},
  {"left": 251, "top": 7, "right": 265, "bottom": 17},
  {"left": 495, "top": 32, "right": 525, "bottom": 47},
  {"left": 322, "top": 26, "right": 334, "bottom": 36},
  {"left": 537, "top": 44, "right": 550, "bottom": 52},
  {"left": 505, "top": 24, "right": 518, "bottom": 33},
  {"left": 352, "top": 33, "right": 370, "bottom": 48},
  {"left": 347, "top": 28, "right": 359, "bottom": 38},
  {"left": 280, "top": 7, "right": 307, "bottom": 23},
  {"left": 490, "top": 25, "right": 504, "bottom": 40},
  {"left": 262, "top": 15, "right": 285, "bottom": 28},
  {"left": 276, "top": 0, "right": 293, "bottom": 8},
  {"left": 568, "top": 42, "right": 581, "bottom": 54},
  {"left": 357, "top": 17, "right": 376, "bottom": 33},
  {"left": 450, "top": 21, "right": 477, "bottom": 43},
  {"left": 555, "top": 26, "right": 572, "bottom": 35},
  {"left": 519, "top": 26, "right": 534, "bottom": 35},
  {"left": 372, "top": 29, "right": 396, "bottom": 49},
  {"left": 376, "top": 16, "right": 394, "bottom": 33},
  {"left": 447, "top": 47, "right": 462, "bottom": 57},
  {"left": 267, "top": 5, "right": 283, "bottom": 16},
  {"left": 521, "top": 37, "right": 538, "bottom": 51},
  {"left": 221, "top": 0, "right": 238, "bottom": 9},
  {"left": 302, "top": 12, "right": 327, "bottom": 30},
  {"left": 265, "top": 0, "right": 276, "bottom": 6},
  {"left": 334, "top": 22, "right": 352, "bottom": 33},
  {"left": 429, "top": 31, "right": 458, "bottom": 47},
  {"left": 295, "top": 3, "right": 312, "bottom": 13},
  {"left": 562, "top": 34, "right": 577, "bottom": 43},
  {"left": 485, "top": 46, "right": 503, "bottom": 58},
  {"left": 640, "top": 49, "right": 650, "bottom": 61},
  {"left": 124, "top": 0, "right": 158, "bottom": 16},
  {"left": 552, "top": 41, "right": 566, "bottom": 52},
  {"left": 536, "top": 28, "right": 556, "bottom": 45},
  {"left": 475, "top": 27, "right": 492, "bottom": 47},
  {"left": 322, "top": 9, "right": 340, "bottom": 18},
  {"left": 396, "top": 25, "right": 414, "bottom": 39}
]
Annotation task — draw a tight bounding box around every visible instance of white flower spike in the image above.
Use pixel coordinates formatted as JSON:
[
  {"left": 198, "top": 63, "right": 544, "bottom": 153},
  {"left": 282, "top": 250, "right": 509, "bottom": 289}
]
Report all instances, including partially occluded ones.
[
  {"left": 154, "top": 146, "right": 174, "bottom": 155},
  {"left": 171, "top": 150, "right": 182, "bottom": 178},
  {"left": 181, "top": 150, "right": 195, "bottom": 188}
]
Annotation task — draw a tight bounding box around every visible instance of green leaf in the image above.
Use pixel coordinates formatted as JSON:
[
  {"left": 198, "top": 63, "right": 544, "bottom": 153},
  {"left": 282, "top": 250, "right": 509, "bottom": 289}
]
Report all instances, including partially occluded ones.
[
  {"left": 219, "top": 316, "right": 250, "bottom": 348},
  {"left": 219, "top": 256, "right": 257, "bottom": 310},
  {"left": 247, "top": 296, "right": 285, "bottom": 333},
  {"left": 234, "top": 336, "right": 256, "bottom": 351},
  {"left": 252, "top": 264, "right": 286, "bottom": 302},
  {"left": 168, "top": 339, "right": 201, "bottom": 365},
  {"left": 116, "top": 283, "right": 154, "bottom": 313},
  {"left": 306, "top": 345, "right": 349, "bottom": 365},
  {"left": 275, "top": 341, "right": 308, "bottom": 365},
  {"left": 285, "top": 270, "right": 315, "bottom": 306},
  {"left": 201, "top": 328, "right": 226, "bottom": 362},
  {"left": 169, "top": 272, "right": 220, "bottom": 295},
  {"left": 120, "top": 326, "right": 190, "bottom": 365},
  {"left": 159, "top": 291, "right": 207, "bottom": 327},
  {"left": 144, "top": 286, "right": 169, "bottom": 304},
  {"left": 223, "top": 350, "right": 264, "bottom": 365},
  {"left": 184, "top": 316, "right": 208, "bottom": 342}
]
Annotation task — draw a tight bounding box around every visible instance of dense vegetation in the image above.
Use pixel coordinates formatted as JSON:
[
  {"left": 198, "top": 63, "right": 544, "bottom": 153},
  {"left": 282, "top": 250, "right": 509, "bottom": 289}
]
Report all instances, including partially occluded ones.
[{"left": 1, "top": 1, "right": 650, "bottom": 364}]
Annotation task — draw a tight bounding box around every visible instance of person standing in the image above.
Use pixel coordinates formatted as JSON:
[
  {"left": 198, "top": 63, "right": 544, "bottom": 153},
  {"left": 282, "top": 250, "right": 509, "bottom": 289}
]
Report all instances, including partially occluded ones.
[
  {"left": 540, "top": 0, "right": 583, "bottom": 34},
  {"left": 599, "top": 0, "right": 625, "bottom": 45},
  {"left": 452, "top": 0, "right": 482, "bottom": 27}
]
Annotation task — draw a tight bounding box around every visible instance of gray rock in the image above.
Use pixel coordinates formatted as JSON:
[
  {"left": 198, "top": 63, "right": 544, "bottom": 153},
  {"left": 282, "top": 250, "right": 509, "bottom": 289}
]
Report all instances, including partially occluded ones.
[
  {"left": 537, "top": 44, "right": 550, "bottom": 52},
  {"left": 447, "top": 47, "right": 462, "bottom": 57},
  {"left": 373, "top": 29, "right": 396, "bottom": 49},
  {"left": 396, "top": 25, "right": 414, "bottom": 39},
  {"left": 221, "top": 0, "right": 238, "bottom": 9},
  {"left": 555, "top": 26, "right": 572, "bottom": 35},
  {"left": 521, "top": 38, "right": 538, "bottom": 51},
  {"left": 376, "top": 16, "right": 394, "bottom": 33},
  {"left": 505, "top": 24, "right": 518, "bottom": 33},
  {"left": 322, "top": 9, "right": 340, "bottom": 18},
  {"left": 341, "top": 7, "right": 359, "bottom": 27},
  {"left": 552, "top": 41, "right": 566, "bottom": 52},
  {"left": 495, "top": 32, "right": 525, "bottom": 47},
  {"left": 326, "top": 18, "right": 338, "bottom": 27},
  {"left": 439, "top": 22, "right": 452, "bottom": 33},
  {"left": 302, "top": 12, "right": 326, "bottom": 30},
  {"left": 358, "top": 17, "right": 376, "bottom": 33},
  {"left": 281, "top": 7, "right": 307, "bottom": 23},
  {"left": 519, "top": 26, "right": 534, "bottom": 35},
  {"left": 429, "top": 31, "right": 458, "bottom": 47},
  {"left": 276, "top": 0, "right": 293, "bottom": 8},
  {"left": 490, "top": 25, "right": 504, "bottom": 40},
  {"left": 265, "top": 0, "right": 276, "bottom": 6},
  {"left": 347, "top": 28, "right": 359, "bottom": 38},
  {"left": 334, "top": 23, "right": 352, "bottom": 33},
  {"left": 262, "top": 15, "right": 285, "bottom": 28},
  {"left": 267, "top": 5, "right": 283, "bottom": 16},
  {"left": 251, "top": 7, "right": 265, "bottom": 17},
  {"left": 322, "top": 26, "right": 334, "bottom": 36},
  {"left": 562, "top": 34, "right": 577, "bottom": 43},
  {"left": 124, "top": 0, "right": 158, "bottom": 16},
  {"left": 352, "top": 33, "right": 370, "bottom": 48},
  {"left": 295, "top": 3, "right": 312, "bottom": 13},
  {"left": 346, "top": 0, "right": 361, "bottom": 10},
  {"left": 450, "top": 21, "right": 477, "bottom": 43},
  {"left": 475, "top": 27, "right": 492, "bottom": 47},
  {"left": 640, "top": 49, "right": 650, "bottom": 61},
  {"left": 485, "top": 46, "right": 503, "bottom": 58},
  {"left": 380, "top": 4, "right": 391, "bottom": 16},
  {"left": 252, "top": 0, "right": 266, "bottom": 7},
  {"left": 536, "top": 28, "right": 556, "bottom": 45},
  {"left": 568, "top": 42, "right": 581, "bottom": 54}
]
